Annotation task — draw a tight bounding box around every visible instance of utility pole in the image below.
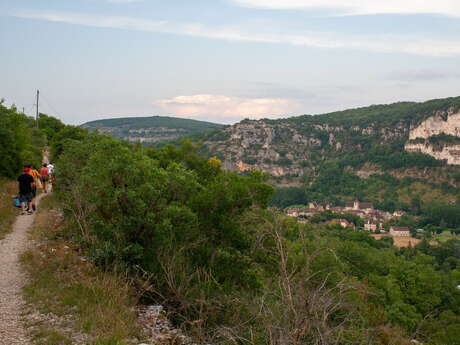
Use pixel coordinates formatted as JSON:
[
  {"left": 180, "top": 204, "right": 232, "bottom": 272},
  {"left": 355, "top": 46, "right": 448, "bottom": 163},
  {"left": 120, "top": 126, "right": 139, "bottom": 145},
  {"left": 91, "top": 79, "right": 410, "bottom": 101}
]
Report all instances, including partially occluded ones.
[{"left": 36, "top": 89, "right": 39, "bottom": 128}]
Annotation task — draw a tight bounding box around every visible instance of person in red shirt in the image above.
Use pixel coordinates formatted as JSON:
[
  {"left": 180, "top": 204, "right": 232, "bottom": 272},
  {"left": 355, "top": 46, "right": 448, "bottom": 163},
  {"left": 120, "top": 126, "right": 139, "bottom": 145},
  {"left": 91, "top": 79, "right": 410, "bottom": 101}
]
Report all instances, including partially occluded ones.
[{"left": 40, "top": 163, "right": 50, "bottom": 193}]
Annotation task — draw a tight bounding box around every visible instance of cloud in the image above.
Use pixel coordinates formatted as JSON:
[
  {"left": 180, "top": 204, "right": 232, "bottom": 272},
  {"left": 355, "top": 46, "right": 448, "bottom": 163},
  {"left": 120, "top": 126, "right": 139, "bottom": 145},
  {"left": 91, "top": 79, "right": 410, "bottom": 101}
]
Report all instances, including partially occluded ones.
[
  {"left": 154, "top": 94, "right": 299, "bottom": 120},
  {"left": 8, "top": 10, "right": 460, "bottom": 56},
  {"left": 230, "top": 0, "right": 460, "bottom": 17},
  {"left": 12, "top": 11, "right": 167, "bottom": 31}
]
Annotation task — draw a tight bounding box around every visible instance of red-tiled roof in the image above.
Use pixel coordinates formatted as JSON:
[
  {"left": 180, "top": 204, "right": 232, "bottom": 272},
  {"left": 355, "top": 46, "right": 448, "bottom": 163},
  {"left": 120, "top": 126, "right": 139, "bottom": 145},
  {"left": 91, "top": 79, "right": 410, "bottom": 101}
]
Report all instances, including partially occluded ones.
[{"left": 391, "top": 226, "right": 410, "bottom": 232}]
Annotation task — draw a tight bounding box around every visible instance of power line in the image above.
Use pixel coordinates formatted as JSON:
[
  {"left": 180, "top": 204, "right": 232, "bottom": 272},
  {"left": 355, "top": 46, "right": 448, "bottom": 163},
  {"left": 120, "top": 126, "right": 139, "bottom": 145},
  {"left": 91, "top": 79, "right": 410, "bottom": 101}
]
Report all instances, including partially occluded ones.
[{"left": 40, "top": 93, "right": 64, "bottom": 120}]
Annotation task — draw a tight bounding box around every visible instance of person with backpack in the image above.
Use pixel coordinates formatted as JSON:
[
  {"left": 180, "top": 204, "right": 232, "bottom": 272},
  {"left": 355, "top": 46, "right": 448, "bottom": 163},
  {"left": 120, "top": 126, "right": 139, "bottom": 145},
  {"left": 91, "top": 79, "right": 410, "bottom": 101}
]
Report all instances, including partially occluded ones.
[
  {"left": 27, "top": 164, "right": 41, "bottom": 212},
  {"left": 40, "top": 163, "right": 50, "bottom": 193},
  {"left": 17, "top": 167, "right": 35, "bottom": 214}
]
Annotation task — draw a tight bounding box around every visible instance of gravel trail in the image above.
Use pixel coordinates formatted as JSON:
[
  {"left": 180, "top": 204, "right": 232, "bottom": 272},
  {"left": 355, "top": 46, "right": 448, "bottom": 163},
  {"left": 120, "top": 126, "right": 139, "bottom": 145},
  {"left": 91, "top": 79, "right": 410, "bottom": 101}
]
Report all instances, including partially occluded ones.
[{"left": 0, "top": 194, "right": 45, "bottom": 345}]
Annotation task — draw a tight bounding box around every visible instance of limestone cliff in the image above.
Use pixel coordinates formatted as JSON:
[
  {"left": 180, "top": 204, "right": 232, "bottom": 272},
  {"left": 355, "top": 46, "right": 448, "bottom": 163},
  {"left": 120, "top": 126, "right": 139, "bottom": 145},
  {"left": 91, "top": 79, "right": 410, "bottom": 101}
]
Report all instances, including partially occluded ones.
[
  {"left": 405, "top": 108, "right": 460, "bottom": 165},
  {"left": 409, "top": 110, "right": 460, "bottom": 140},
  {"left": 405, "top": 142, "right": 460, "bottom": 165},
  {"left": 203, "top": 96, "right": 460, "bottom": 178}
]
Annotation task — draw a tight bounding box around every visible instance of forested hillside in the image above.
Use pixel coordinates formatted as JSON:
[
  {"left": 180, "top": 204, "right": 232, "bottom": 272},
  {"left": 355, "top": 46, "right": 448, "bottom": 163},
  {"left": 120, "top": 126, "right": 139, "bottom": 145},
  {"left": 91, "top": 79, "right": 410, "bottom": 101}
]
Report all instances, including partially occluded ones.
[
  {"left": 81, "top": 115, "right": 224, "bottom": 144},
  {"left": 200, "top": 97, "right": 460, "bottom": 231},
  {"left": 51, "top": 126, "right": 460, "bottom": 344},
  {"left": 3, "top": 98, "right": 460, "bottom": 344}
]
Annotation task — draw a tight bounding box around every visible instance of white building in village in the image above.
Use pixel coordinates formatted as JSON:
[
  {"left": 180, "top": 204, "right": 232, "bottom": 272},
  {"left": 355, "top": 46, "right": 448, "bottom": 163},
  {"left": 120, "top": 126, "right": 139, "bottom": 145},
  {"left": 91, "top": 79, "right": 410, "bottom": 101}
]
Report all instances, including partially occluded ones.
[{"left": 389, "top": 226, "right": 411, "bottom": 237}]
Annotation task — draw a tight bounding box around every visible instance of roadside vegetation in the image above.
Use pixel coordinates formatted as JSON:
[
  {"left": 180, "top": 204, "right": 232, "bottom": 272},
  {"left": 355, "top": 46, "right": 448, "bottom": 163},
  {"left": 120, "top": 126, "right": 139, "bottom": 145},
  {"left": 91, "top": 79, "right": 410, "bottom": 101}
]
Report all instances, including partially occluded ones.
[
  {"left": 0, "top": 179, "right": 20, "bottom": 239},
  {"left": 21, "top": 196, "right": 142, "bottom": 345}
]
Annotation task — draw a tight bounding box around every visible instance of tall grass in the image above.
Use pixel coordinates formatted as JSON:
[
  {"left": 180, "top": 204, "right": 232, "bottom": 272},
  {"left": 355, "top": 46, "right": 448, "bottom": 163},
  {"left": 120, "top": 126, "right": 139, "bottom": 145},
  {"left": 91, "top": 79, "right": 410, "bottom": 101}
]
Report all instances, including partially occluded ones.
[
  {"left": 22, "top": 196, "right": 143, "bottom": 345},
  {"left": 0, "top": 178, "right": 19, "bottom": 239}
]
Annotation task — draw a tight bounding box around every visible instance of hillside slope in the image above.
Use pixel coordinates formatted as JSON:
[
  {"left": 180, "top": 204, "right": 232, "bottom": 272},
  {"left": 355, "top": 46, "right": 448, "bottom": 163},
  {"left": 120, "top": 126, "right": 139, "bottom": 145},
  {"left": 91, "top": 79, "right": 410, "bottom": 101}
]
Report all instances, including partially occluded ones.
[
  {"left": 201, "top": 96, "right": 460, "bottom": 209},
  {"left": 81, "top": 116, "right": 224, "bottom": 144},
  {"left": 203, "top": 96, "right": 460, "bottom": 175}
]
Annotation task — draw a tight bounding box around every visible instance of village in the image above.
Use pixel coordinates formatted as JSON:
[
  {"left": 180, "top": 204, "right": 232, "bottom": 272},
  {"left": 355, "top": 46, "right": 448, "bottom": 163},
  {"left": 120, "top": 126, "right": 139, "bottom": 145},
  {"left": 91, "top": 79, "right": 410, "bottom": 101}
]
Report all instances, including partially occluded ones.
[{"left": 285, "top": 201, "right": 414, "bottom": 241}]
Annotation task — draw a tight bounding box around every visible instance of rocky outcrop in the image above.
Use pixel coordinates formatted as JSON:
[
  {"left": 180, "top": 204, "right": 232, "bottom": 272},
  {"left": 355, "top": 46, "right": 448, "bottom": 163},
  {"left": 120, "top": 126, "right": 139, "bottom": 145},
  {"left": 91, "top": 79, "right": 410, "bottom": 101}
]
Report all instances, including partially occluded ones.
[
  {"left": 203, "top": 97, "right": 460, "bottom": 177},
  {"left": 409, "top": 110, "right": 460, "bottom": 140},
  {"left": 405, "top": 110, "right": 460, "bottom": 165},
  {"left": 405, "top": 142, "right": 460, "bottom": 165}
]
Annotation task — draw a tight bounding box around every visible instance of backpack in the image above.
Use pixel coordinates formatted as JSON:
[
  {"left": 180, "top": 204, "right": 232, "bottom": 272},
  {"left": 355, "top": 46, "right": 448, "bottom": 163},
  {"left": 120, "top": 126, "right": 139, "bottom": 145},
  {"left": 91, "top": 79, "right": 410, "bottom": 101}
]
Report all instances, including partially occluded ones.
[{"left": 13, "top": 196, "right": 21, "bottom": 208}]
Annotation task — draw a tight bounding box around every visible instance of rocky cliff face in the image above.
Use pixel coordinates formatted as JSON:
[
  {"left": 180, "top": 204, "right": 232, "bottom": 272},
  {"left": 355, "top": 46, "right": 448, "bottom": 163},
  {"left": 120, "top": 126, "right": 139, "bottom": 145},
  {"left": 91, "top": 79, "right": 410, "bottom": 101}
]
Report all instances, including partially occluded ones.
[
  {"left": 405, "top": 109, "right": 460, "bottom": 165},
  {"left": 205, "top": 119, "right": 408, "bottom": 177},
  {"left": 211, "top": 122, "right": 310, "bottom": 177},
  {"left": 204, "top": 97, "right": 460, "bottom": 177},
  {"left": 405, "top": 142, "right": 460, "bottom": 165},
  {"left": 409, "top": 110, "right": 460, "bottom": 140}
]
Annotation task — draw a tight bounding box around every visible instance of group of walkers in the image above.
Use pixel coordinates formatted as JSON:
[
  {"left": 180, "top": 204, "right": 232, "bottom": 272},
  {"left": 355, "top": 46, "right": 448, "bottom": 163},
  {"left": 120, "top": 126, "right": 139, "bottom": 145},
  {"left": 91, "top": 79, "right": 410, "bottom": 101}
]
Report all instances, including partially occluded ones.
[{"left": 17, "top": 162, "right": 54, "bottom": 215}]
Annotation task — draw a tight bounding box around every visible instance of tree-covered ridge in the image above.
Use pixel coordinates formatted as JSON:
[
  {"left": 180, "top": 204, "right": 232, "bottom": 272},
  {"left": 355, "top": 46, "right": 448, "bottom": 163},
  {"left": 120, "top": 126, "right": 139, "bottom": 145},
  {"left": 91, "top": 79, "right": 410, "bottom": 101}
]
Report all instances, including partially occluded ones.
[
  {"left": 277, "top": 95, "right": 460, "bottom": 128},
  {"left": 82, "top": 116, "right": 224, "bottom": 132}
]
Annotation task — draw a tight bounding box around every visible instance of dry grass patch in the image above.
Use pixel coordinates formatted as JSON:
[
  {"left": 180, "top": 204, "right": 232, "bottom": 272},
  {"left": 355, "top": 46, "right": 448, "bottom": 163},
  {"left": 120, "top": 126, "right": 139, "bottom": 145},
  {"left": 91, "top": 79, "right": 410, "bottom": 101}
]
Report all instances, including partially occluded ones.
[
  {"left": 0, "top": 178, "right": 19, "bottom": 239},
  {"left": 22, "top": 196, "right": 143, "bottom": 345},
  {"left": 371, "top": 234, "right": 421, "bottom": 248}
]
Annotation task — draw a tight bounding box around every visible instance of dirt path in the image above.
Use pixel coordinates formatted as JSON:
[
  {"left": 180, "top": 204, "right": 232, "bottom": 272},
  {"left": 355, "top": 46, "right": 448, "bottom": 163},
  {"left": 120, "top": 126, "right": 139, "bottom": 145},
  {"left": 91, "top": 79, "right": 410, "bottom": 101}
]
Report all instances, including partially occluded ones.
[{"left": 0, "top": 194, "right": 46, "bottom": 345}]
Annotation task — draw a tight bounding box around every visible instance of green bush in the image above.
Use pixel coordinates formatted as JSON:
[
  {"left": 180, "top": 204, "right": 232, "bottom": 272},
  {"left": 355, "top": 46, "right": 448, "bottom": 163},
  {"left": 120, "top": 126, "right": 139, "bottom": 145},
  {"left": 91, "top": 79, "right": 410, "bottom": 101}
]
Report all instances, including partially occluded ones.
[{"left": 0, "top": 103, "right": 45, "bottom": 177}]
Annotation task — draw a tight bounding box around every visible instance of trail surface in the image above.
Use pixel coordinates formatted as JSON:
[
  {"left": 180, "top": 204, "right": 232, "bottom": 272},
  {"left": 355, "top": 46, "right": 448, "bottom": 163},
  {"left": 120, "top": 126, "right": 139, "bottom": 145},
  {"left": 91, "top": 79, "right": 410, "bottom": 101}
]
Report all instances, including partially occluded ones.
[{"left": 0, "top": 194, "right": 45, "bottom": 345}]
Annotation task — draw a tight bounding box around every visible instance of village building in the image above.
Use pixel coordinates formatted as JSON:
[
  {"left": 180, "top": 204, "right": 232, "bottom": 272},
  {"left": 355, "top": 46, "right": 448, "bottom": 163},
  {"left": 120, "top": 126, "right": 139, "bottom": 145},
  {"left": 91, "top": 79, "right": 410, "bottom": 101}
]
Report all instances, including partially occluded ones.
[
  {"left": 346, "top": 201, "right": 374, "bottom": 212},
  {"left": 364, "top": 220, "right": 378, "bottom": 232},
  {"left": 286, "top": 202, "right": 405, "bottom": 228},
  {"left": 328, "top": 218, "right": 353, "bottom": 228},
  {"left": 393, "top": 210, "right": 405, "bottom": 217},
  {"left": 390, "top": 226, "right": 411, "bottom": 237}
]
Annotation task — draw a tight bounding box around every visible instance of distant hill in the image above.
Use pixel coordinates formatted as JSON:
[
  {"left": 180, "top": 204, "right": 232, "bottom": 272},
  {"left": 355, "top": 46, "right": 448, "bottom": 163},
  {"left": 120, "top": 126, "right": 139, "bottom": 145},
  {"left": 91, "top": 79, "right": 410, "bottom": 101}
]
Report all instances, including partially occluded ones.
[{"left": 81, "top": 116, "right": 224, "bottom": 144}]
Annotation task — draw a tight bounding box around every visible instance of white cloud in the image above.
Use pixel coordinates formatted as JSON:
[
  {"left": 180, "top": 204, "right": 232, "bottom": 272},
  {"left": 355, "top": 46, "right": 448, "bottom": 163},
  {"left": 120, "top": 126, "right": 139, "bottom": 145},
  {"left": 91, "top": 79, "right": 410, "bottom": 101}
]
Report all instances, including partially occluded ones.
[
  {"left": 12, "top": 11, "right": 167, "bottom": 31},
  {"left": 230, "top": 0, "right": 460, "bottom": 17},
  {"left": 8, "top": 10, "right": 460, "bottom": 56},
  {"left": 154, "top": 94, "right": 299, "bottom": 120}
]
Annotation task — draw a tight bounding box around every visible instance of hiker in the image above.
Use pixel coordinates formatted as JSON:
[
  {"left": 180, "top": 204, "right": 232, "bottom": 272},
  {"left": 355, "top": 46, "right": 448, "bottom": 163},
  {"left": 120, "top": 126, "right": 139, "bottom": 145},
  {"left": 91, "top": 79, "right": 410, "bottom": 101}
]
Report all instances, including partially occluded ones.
[
  {"left": 47, "top": 162, "right": 54, "bottom": 176},
  {"left": 40, "top": 163, "right": 50, "bottom": 193},
  {"left": 27, "top": 164, "right": 41, "bottom": 212},
  {"left": 17, "top": 167, "right": 35, "bottom": 214}
]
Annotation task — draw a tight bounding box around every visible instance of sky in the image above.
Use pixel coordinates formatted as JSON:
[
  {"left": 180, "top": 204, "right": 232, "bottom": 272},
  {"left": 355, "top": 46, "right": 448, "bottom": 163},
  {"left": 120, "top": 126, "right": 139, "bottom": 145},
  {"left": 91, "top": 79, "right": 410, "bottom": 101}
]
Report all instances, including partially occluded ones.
[{"left": 1, "top": 0, "right": 460, "bottom": 125}]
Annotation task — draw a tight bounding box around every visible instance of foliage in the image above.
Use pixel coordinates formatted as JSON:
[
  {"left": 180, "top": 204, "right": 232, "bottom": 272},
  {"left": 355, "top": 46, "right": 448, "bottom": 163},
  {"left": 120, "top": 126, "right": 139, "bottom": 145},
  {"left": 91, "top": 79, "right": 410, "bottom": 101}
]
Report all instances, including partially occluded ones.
[
  {"left": 83, "top": 115, "right": 223, "bottom": 132},
  {"left": 310, "top": 210, "right": 364, "bottom": 227},
  {"left": 0, "top": 101, "right": 68, "bottom": 178},
  {"left": 271, "top": 186, "right": 308, "bottom": 208},
  {"left": 0, "top": 179, "right": 19, "bottom": 239},
  {"left": 281, "top": 96, "right": 460, "bottom": 128},
  {"left": 56, "top": 136, "right": 273, "bottom": 292},
  {"left": 0, "top": 103, "right": 42, "bottom": 177},
  {"left": 47, "top": 113, "right": 460, "bottom": 344},
  {"left": 22, "top": 197, "right": 141, "bottom": 345}
]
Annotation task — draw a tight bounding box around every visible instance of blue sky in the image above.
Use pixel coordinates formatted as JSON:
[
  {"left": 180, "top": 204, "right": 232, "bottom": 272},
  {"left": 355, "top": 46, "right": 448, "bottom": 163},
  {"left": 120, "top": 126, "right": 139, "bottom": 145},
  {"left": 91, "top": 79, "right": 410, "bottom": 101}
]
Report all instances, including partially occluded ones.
[{"left": 1, "top": 0, "right": 460, "bottom": 124}]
